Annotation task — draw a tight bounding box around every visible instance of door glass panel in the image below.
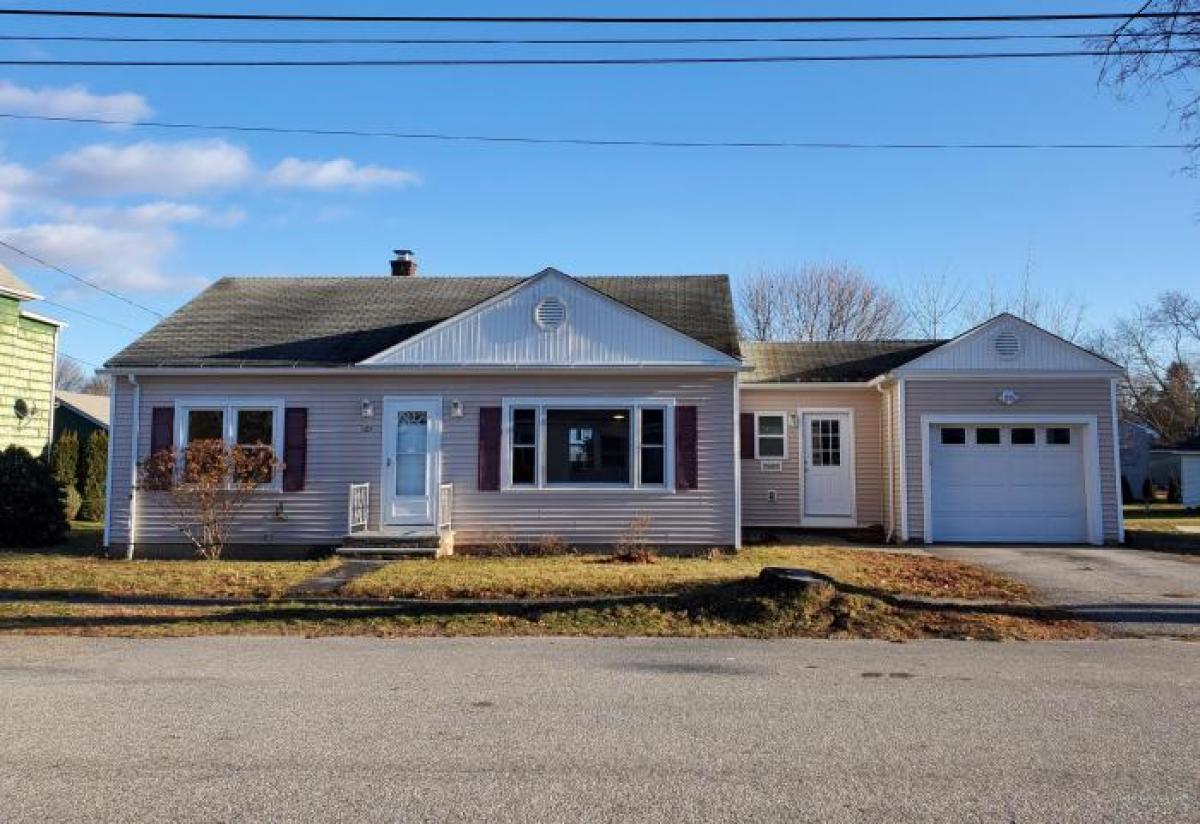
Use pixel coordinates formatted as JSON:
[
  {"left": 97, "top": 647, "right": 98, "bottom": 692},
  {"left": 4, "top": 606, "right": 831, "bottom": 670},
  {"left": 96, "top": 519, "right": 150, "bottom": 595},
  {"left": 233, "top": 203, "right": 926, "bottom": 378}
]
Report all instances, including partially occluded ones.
[
  {"left": 395, "top": 410, "right": 428, "bottom": 495},
  {"left": 810, "top": 419, "right": 841, "bottom": 467}
]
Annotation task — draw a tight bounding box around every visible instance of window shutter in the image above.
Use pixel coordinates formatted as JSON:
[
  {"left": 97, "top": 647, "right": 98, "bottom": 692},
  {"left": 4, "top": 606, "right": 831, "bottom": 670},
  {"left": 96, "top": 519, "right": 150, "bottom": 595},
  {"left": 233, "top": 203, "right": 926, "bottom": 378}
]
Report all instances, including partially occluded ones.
[
  {"left": 282, "top": 408, "right": 308, "bottom": 492},
  {"left": 478, "top": 407, "right": 502, "bottom": 491},
  {"left": 675, "top": 405, "right": 699, "bottom": 491},
  {"left": 739, "top": 413, "right": 755, "bottom": 460},
  {"left": 150, "top": 407, "right": 174, "bottom": 457}
]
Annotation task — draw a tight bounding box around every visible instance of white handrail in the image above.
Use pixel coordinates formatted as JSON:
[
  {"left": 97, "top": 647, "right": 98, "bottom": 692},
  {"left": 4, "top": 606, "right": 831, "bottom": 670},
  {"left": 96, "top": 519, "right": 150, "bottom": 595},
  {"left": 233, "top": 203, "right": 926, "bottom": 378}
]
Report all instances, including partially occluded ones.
[
  {"left": 348, "top": 482, "right": 370, "bottom": 533},
  {"left": 438, "top": 483, "right": 453, "bottom": 533}
]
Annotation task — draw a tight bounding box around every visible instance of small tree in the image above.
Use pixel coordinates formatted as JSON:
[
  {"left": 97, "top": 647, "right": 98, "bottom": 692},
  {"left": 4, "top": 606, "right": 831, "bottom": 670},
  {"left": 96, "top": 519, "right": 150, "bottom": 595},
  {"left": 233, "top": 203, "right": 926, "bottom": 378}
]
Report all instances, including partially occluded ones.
[
  {"left": 50, "top": 430, "right": 79, "bottom": 492},
  {"left": 1168, "top": 475, "right": 1183, "bottom": 505},
  {"left": 137, "top": 439, "right": 277, "bottom": 560},
  {"left": 79, "top": 430, "right": 108, "bottom": 522},
  {"left": 0, "top": 446, "right": 68, "bottom": 547}
]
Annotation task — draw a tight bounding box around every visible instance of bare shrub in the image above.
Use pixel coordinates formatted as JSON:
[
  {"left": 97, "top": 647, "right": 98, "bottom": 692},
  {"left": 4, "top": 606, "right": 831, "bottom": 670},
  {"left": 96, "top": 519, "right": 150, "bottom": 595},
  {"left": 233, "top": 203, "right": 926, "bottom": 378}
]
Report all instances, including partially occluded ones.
[
  {"left": 533, "top": 533, "right": 570, "bottom": 557},
  {"left": 612, "top": 513, "right": 657, "bottom": 564},
  {"left": 137, "top": 440, "right": 277, "bottom": 560}
]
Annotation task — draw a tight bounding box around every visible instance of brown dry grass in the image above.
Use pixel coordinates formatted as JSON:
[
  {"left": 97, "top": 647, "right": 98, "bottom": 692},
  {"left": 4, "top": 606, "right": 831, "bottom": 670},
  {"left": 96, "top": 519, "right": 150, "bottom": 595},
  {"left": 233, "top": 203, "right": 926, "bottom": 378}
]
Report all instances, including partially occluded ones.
[{"left": 341, "top": 545, "right": 1032, "bottom": 602}]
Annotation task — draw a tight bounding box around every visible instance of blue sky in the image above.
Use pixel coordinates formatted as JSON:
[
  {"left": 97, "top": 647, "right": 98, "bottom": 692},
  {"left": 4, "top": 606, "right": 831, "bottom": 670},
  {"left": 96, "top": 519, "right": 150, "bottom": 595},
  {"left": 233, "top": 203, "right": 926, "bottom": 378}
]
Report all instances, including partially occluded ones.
[{"left": 0, "top": 0, "right": 1196, "bottom": 368}]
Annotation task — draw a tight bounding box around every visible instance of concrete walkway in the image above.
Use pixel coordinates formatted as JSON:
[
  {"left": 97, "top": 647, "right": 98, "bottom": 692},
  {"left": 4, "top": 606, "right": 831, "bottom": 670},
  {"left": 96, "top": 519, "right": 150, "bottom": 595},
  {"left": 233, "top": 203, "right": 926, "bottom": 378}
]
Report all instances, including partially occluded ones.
[{"left": 924, "top": 545, "right": 1200, "bottom": 637}]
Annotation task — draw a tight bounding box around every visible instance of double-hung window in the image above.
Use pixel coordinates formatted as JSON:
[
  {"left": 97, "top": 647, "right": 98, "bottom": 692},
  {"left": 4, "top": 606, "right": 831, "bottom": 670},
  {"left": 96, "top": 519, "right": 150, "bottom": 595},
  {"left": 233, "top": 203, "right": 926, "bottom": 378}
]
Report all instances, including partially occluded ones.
[
  {"left": 176, "top": 398, "right": 285, "bottom": 488},
  {"left": 755, "top": 413, "right": 787, "bottom": 459},
  {"left": 503, "top": 399, "right": 672, "bottom": 490}
]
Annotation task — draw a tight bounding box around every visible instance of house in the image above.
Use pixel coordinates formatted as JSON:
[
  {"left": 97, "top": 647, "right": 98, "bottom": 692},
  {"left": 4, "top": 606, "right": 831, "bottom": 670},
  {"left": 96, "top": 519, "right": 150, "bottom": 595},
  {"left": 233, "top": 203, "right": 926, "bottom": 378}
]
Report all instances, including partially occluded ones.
[
  {"left": 1149, "top": 438, "right": 1200, "bottom": 508},
  {"left": 1118, "top": 417, "right": 1157, "bottom": 499},
  {"left": 1, "top": 265, "right": 62, "bottom": 455},
  {"left": 54, "top": 389, "right": 110, "bottom": 444},
  {"left": 102, "top": 255, "right": 1125, "bottom": 555}
]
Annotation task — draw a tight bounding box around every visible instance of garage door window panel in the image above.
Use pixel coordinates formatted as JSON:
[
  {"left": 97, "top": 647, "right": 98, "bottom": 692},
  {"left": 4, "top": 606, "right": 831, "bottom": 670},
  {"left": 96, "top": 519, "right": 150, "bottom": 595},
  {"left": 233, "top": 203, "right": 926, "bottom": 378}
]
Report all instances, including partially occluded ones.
[
  {"left": 975, "top": 427, "right": 1001, "bottom": 446},
  {"left": 940, "top": 427, "right": 966, "bottom": 446}
]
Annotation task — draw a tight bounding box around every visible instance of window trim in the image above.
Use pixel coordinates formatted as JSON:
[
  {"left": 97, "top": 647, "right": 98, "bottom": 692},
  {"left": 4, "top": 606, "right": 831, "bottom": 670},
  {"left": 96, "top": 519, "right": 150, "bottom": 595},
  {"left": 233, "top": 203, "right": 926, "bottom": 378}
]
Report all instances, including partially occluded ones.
[
  {"left": 754, "top": 412, "right": 788, "bottom": 460},
  {"left": 500, "top": 397, "right": 676, "bottom": 492},
  {"left": 174, "top": 397, "right": 286, "bottom": 491}
]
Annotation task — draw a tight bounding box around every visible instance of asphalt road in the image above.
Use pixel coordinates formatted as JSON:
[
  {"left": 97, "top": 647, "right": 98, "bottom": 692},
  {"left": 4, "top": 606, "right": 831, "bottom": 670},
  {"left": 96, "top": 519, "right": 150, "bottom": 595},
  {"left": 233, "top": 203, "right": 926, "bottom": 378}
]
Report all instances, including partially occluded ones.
[
  {"left": 924, "top": 545, "right": 1200, "bottom": 637},
  {"left": 1, "top": 637, "right": 1196, "bottom": 823}
]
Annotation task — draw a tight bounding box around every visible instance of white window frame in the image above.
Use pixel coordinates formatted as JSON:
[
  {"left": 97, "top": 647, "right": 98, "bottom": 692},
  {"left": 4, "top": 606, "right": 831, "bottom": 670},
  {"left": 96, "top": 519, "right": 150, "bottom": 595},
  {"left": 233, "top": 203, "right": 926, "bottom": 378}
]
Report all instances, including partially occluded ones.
[
  {"left": 754, "top": 412, "right": 788, "bottom": 460},
  {"left": 500, "top": 397, "right": 676, "bottom": 492},
  {"left": 174, "top": 397, "right": 286, "bottom": 491}
]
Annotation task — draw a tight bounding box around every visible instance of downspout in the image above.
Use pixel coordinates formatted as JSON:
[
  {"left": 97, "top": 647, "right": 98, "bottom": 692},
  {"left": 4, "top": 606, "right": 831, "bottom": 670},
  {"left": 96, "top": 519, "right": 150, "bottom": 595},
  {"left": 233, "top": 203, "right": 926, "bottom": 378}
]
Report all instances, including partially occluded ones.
[
  {"left": 878, "top": 381, "right": 894, "bottom": 544},
  {"left": 125, "top": 374, "right": 140, "bottom": 560},
  {"left": 732, "top": 375, "right": 743, "bottom": 549},
  {"left": 102, "top": 384, "right": 116, "bottom": 548},
  {"left": 897, "top": 377, "right": 909, "bottom": 542}
]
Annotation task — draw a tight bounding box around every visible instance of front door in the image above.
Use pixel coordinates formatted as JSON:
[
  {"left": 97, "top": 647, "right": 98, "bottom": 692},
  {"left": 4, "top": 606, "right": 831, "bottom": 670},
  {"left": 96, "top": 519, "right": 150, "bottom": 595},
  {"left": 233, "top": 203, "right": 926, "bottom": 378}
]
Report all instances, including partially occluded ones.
[
  {"left": 801, "top": 411, "right": 854, "bottom": 524},
  {"left": 382, "top": 397, "right": 441, "bottom": 525}
]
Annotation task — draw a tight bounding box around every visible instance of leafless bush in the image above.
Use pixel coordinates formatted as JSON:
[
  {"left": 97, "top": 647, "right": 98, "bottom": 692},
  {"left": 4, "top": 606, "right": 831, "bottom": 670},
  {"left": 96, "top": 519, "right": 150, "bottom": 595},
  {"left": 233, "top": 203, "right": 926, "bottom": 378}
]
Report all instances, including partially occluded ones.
[{"left": 613, "top": 513, "right": 658, "bottom": 564}]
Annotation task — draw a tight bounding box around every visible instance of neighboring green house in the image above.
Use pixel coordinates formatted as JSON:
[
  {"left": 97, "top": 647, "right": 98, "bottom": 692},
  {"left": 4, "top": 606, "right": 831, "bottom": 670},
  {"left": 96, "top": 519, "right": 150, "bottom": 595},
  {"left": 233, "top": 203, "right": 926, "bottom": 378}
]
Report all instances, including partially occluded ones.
[
  {"left": 0, "top": 264, "right": 62, "bottom": 455},
  {"left": 54, "top": 389, "right": 109, "bottom": 443}
]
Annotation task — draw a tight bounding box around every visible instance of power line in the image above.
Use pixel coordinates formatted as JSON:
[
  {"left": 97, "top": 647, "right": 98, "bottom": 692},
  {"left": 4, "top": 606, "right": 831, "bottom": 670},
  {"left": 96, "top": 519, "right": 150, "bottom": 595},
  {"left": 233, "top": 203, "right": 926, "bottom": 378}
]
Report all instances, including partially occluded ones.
[
  {"left": 36, "top": 298, "right": 144, "bottom": 333},
  {"left": 2, "top": 111, "right": 1189, "bottom": 152},
  {"left": 0, "top": 8, "right": 1190, "bottom": 25},
  {"left": 0, "top": 32, "right": 1168, "bottom": 46},
  {"left": 0, "top": 47, "right": 1193, "bottom": 67},
  {"left": 0, "top": 237, "right": 164, "bottom": 318},
  {"left": 59, "top": 351, "right": 101, "bottom": 369}
]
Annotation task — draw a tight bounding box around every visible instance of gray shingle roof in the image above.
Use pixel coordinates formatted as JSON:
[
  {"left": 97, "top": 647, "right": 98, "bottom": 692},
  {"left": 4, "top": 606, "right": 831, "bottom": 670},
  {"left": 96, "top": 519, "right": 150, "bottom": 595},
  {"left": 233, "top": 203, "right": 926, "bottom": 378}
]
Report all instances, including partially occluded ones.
[
  {"left": 741, "top": 340, "right": 946, "bottom": 383},
  {"left": 107, "top": 270, "right": 741, "bottom": 368}
]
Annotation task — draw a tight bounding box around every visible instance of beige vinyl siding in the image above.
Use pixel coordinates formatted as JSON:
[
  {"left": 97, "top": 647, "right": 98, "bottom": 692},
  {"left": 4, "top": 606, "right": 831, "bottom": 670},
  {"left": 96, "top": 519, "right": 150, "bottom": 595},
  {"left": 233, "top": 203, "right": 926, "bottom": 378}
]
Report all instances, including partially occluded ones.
[
  {"left": 108, "top": 372, "right": 737, "bottom": 549},
  {"left": 739, "top": 387, "right": 885, "bottom": 528},
  {"left": 903, "top": 378, "right": 1120, "bottom": 542}
]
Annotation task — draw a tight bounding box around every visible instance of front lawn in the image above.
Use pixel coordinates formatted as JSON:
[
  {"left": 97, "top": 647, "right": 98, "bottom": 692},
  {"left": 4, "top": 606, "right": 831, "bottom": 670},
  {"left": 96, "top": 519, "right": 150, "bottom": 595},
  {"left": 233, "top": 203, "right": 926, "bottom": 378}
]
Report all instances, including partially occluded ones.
[
  {"left": 341, "top": 546, "right": 1031, "bottom": 602},
  {"left": 0, "top": 553, "right": 337, "bottom": 600},
  {"left": 1123, "top": 504, "right": 1200, "bottom": 533}
]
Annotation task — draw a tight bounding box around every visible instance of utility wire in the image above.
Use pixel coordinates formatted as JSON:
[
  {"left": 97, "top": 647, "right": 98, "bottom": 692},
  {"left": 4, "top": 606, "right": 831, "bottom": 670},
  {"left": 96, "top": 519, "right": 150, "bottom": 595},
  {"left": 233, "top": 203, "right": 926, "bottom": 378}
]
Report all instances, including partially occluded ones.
[
  {"left": 0, "top": 8, "right": 1191, "bottom": 25},
  {"left": 0, "top": 237, "right": 164, "bottom": 319},
  {"left": 37, "top": 298, "right": 144, "bottom": 333},
  {"left": 0, "top": 32, "right": 1169, "bottom": 46},
  {"left": 1, "top": 112, "right": 1189, "bottom": 152},
  {"left": 59, "top": 351, "right": 101, "bottom": 369},
  {"left": 0, "top": 48, "right": 1193, "bottom": 67}
]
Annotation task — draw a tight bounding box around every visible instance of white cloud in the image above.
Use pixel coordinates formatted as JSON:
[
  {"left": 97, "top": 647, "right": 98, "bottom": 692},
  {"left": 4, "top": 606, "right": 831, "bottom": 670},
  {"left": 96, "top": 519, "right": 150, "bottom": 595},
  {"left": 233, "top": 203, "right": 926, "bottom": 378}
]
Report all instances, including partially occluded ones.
[
  {"left": 52, "top": 200, "right": 245, "bottom": 229},
  {"left": 0, "top": 79, "right": 152, "bottom": 122},
  {"left": 265, "top": 157, "right": 420, "bottom": 191},
  {"left": 0, "top": 221, "right": 201, "bottom": 293},
  {"left": 51, "top": 139, "right": 254, "bottom": 196},
  {"left": 0, "top": 158, "right": 37, "bottom": 219}
]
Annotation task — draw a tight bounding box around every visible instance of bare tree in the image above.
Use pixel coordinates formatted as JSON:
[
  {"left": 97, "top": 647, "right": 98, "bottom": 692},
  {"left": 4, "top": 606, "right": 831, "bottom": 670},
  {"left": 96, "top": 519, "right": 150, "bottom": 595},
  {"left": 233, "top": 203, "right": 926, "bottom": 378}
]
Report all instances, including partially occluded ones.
[
  {"left": 737, "top": 269, "right": 782, "bottom": 341},
  {"left": 55, "top": 356, "right": 87, "bottom": 392},
  {"left": 738, "top": 263, "right": 906, "bottom": 342},
  {"left": 903, "top": 269, "right": 968, "bottom": 338},
  {"left": 1096, "top": 2, "right": 1200, "bottom": 161},
  {"left": 80, "top": 373, "right": 112, "bottom": 396},
  {"left": 963, "top": 254, "right": 1088, "bottom": 341}
]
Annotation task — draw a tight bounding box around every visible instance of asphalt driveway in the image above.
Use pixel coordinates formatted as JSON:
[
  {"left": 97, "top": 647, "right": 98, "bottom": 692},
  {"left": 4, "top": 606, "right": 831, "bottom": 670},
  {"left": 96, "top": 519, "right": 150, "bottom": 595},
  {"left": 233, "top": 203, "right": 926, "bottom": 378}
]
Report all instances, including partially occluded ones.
[{"left": 924, "top": 545, "right": 1200, "bottom": 637}]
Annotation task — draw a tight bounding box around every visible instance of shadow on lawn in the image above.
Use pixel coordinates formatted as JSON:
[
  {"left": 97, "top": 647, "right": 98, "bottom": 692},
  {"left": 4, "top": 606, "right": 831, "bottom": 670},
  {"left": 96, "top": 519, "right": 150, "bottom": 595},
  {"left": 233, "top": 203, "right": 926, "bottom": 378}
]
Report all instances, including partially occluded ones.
[{"left": 0, "top": 577, "right": 1084, "bottom": 635}]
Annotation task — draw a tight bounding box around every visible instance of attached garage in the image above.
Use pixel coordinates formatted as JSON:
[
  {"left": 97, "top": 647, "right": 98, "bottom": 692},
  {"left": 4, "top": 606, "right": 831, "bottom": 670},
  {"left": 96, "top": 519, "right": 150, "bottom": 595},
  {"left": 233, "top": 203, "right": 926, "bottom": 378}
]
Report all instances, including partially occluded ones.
[{"left": 922, "top": 417, "right": 1103, "bottom": 544}]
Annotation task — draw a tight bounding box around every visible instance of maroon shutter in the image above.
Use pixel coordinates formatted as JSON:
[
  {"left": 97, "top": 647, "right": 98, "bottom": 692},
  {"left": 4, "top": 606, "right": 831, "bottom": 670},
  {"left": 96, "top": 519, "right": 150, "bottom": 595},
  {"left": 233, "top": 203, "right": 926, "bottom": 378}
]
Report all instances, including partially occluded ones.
[
  {"left": 675, "top": 405, "right": 698, "bottom": 491},
  {"left": 282, "top": 408, "right": 308, "bottom": 492},
  {"left": 150, "top": 407, "right": 174, "bottom": 457},
  {"left": 478, "top": 407, "right": 502, "bottom": 491},
  {"left": 739, "top": 412, "right": 755, "bottom": 459}
]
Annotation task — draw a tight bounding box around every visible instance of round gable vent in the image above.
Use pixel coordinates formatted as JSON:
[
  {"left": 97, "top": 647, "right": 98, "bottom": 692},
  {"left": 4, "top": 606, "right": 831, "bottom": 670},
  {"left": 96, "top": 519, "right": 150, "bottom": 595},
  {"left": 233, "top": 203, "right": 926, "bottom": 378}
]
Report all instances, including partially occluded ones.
[
  {"left": 534, "top": 296, "right": 567, "bottom": 330},
  {"left": 993, "top": 329, "right": 1022, "bottom": 360}
]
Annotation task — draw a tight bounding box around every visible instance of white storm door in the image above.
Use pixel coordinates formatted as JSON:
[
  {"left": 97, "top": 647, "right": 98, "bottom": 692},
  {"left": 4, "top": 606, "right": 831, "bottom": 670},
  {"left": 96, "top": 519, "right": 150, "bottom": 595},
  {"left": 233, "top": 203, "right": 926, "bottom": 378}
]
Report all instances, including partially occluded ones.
[
  {"left": 802, "top": 412, "right": 854, "bottom": 520},
  {"left": 382, "top": 398, "right": 440, "bottom": 525}
]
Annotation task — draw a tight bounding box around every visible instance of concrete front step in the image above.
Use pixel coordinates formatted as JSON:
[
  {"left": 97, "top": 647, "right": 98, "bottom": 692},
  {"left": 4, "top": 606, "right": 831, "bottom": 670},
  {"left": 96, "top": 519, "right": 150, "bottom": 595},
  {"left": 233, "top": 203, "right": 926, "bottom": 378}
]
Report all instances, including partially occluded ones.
[
  {"left": 334, "top": 546, "right": 438, "bottom": 559},
  {"left": 342, "top": 530, "right": 439, "bottom": 549}
]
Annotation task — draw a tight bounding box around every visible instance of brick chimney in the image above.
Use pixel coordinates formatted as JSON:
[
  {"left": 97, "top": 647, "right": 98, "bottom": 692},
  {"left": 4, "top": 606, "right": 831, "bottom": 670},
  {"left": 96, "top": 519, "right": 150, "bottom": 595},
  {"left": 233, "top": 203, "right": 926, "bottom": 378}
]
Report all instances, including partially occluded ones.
[{"left": 390, "top": 249, "right": 417, "bottom": 277}]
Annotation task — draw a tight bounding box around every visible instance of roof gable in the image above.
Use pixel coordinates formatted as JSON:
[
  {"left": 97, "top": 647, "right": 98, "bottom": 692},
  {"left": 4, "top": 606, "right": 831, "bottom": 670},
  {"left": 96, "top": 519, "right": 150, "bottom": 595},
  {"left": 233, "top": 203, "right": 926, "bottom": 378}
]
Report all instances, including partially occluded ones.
[
  {"left": 893, "top": 313, "right": 1121, "bottom": 375},
  {"left": 362, "top": 268, "right": 740, "bottom": 368}
]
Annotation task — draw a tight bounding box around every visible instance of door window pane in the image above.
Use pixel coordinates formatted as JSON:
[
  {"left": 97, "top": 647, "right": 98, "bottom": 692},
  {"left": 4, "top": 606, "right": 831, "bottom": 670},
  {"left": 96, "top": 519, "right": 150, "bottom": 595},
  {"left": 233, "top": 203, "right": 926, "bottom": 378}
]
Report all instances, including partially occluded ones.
[
  {"left": 940, "top": 427, "right": 966, "bottom": 445},
  {"left": 1011, "top": 427, "right": 1036, "bottom": 445},
  {"left": 975, "top": 427, "right": 1001, "bottom": 445},
  {"left": 396, "top": 411, "right": 428, "bottom": 495},
  {"left": 1046, "top": 427, "right": 1072, "bottom": 446},
  {"left": 187, "top": 409, "right": 223, "bottom": 443},
  {"left": 547, "top": 409, "right": 630, "bottom": 484},
  {"left": 811, "top": 419, "right": 841, "bottom": 466}
]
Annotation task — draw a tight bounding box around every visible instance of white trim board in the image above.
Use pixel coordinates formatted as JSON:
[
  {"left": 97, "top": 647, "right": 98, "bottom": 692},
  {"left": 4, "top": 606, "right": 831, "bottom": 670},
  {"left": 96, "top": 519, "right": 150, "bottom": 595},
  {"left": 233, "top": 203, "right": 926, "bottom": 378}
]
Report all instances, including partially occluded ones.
[{"left": 918, "top": 413, "right": 1104, "bottom": 546}]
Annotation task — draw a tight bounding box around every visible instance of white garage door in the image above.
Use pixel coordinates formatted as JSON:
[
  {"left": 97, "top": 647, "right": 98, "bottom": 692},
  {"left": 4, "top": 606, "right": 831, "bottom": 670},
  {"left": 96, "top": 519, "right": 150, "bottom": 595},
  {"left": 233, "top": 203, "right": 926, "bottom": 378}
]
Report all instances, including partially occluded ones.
[{"left": 929, "top": 424, "right": 1087, "bottom": 543}]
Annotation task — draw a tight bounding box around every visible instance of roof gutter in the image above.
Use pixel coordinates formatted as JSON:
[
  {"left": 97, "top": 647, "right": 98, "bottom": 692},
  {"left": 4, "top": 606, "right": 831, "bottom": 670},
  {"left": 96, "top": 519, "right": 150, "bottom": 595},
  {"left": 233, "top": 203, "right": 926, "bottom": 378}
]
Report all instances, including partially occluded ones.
[{"left": 102, "top": 363, "right": 747, "bottom": 376}]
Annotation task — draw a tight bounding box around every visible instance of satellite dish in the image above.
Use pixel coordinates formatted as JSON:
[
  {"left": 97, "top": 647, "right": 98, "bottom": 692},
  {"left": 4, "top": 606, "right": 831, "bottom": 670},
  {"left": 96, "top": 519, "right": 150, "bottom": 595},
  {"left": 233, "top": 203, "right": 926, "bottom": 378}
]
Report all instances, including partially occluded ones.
[{"left": 13, "top": 398, "right": 29, "bottom": 419}]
